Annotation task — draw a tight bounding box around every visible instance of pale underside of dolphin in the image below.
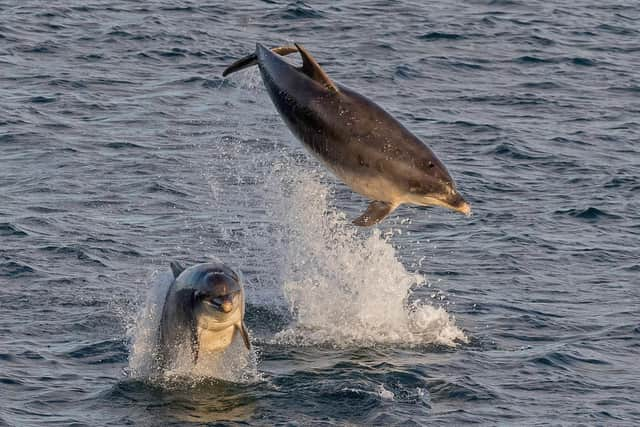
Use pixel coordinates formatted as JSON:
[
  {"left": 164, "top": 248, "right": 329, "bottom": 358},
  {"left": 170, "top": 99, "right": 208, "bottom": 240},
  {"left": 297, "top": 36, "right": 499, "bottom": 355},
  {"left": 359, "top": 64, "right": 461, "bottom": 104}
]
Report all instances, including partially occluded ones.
[{"left": 223, "top": 43, "right": 471, "bottom": 226}]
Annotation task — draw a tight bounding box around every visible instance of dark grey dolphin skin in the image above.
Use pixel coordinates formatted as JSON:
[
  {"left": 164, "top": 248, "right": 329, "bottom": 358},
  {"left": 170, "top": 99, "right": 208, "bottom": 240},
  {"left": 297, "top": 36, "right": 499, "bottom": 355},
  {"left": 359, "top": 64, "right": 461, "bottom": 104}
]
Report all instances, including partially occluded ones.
[
  {"left": 158, "top": 261, "right": 250, "bottom": 370},
  {"left": 223, "top": 43, "right": 471, "bottom": 226}
]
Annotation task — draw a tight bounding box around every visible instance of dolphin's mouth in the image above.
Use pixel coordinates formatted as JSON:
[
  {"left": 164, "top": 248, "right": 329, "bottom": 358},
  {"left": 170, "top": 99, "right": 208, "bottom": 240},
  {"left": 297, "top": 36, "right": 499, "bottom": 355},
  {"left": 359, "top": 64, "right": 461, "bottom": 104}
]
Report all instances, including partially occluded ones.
[
  {"left": 449, "top": 192, "right": 472, "bottom": 217},
  {"left": 420, "top": 193, "right": 471, "bottom": 217},
  {"left": 208, "top": 295, "right": 236, "bottom": 313},
  {"left": 455, "top": 200, "right": 472, "bottom": 217}
]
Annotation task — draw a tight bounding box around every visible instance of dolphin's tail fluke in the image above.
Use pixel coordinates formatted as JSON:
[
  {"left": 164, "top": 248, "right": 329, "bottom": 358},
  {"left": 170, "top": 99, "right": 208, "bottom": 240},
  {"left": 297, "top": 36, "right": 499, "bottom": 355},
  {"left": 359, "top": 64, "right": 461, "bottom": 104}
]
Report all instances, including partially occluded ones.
[{"left": 222, "top": 45, "right": 298, "bottom": 77}]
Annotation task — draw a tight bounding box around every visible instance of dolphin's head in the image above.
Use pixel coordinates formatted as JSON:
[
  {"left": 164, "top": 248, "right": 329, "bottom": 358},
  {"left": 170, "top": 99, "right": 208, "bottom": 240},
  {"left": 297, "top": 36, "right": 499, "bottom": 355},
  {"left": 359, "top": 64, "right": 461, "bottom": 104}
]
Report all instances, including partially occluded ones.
[
  {"left": 174, "top": 263, "right": 245, "bottom": 326},
  {"left": 199, "top": 275, "right": 242, "bottom": 314},
  {"left": 194, "top": 270, "right": 244, "bottom": 322},
  {"left": 406, "top": 156, "right": 471, "bottom": 216}
]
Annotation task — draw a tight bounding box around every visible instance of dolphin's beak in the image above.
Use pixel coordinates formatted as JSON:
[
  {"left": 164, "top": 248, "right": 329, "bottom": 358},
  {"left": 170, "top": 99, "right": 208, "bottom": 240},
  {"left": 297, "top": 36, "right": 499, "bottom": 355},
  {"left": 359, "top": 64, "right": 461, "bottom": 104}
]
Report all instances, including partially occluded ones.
[
  {"left": 456, "top": 201, "right": 472, "bottom": 217},
  {"left": 212, "top": 295, "right": 234, "bottom": 313},
  {"left": 447, "top": 192, "right": 471, "bottom": 217},
  {"left": 221, "top": 299, "right": 233, "bottom": 313}
]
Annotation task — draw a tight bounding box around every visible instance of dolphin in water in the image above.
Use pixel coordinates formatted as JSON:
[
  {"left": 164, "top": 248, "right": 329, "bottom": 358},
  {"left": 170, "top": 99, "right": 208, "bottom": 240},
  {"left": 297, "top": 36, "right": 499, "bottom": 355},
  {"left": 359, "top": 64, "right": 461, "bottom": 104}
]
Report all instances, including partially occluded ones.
[
  {"left": 158, "top": 261, "right": 250, "bottom": 372},
  {"left": 223, "top": 43, "right": 471, "bottom": 226}
]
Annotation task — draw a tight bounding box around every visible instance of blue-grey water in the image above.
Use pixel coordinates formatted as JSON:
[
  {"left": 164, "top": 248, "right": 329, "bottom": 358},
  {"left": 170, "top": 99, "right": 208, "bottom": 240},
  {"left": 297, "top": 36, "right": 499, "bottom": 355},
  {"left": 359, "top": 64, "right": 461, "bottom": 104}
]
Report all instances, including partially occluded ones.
[{"left": 1, "top": 1, "right": 639, "bottom": 425}]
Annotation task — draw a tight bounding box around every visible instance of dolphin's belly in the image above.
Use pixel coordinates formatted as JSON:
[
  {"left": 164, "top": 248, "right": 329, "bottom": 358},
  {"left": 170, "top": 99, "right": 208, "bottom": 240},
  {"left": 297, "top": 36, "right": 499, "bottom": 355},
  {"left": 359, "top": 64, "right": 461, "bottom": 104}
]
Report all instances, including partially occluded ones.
[
  {"left": 296, "top": 129, "right": 408, "bottom": 203},
  {"left": 327, "top": 160, "right": 404, "bottom": 203},
  {"left": 197, "top": 325, "right": 237, "bottom": 354}
]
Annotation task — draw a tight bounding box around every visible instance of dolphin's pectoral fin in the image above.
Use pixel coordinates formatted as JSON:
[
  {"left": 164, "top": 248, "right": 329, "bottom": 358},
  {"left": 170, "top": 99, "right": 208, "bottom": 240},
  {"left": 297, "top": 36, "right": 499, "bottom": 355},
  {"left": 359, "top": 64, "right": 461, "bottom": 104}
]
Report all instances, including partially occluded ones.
[
  {"left": 294, "top": 43, "right": 339, "bottom": 93},
  {"left": 353, "top": 201, "right": 396, "bottom": 227},
  {"left": 222, "top": 46, "right": 298, "bottom": 77},
  {"left": 170, "top": 261, "right": 185, "bottom": 278},
  {"left": 189, "top": 294, "right": 200, "bottom": 364},
  {"left": 237, "top": 322, "right": 251, "bottom": 350}
]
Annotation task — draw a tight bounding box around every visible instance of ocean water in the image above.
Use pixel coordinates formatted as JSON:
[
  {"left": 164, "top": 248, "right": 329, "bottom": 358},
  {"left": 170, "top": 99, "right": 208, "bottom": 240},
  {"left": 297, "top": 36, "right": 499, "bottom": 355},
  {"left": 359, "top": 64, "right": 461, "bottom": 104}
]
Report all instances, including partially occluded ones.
[{"left": 1, "top": 0, "right": 639, "bottom": 425}]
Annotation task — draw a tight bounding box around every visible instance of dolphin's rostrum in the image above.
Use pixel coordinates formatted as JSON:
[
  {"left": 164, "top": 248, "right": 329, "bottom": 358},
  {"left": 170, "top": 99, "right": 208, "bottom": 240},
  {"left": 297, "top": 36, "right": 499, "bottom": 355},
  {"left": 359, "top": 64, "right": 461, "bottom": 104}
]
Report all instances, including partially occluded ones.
[{"left": 223, "top": 43, "right": 471, "bottom": 226}]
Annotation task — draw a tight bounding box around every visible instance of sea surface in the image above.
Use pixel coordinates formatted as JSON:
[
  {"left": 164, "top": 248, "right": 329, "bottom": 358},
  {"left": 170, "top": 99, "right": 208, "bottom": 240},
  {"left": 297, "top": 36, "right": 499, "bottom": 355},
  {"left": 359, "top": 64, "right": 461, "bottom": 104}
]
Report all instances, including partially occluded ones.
[{"left": 1, "top": 0, "right": 639, "bottom": 425}]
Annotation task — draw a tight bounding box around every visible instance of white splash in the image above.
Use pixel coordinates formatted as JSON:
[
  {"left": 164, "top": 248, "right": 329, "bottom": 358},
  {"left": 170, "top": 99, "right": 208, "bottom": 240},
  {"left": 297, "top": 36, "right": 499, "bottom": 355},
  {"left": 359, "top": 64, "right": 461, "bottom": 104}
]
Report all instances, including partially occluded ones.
[
  {"left": 264, "top": 162, "right": 467, "bottom": 348},
  {"left": 164, "top": 335, "right": 256, "bottom": 383},
  {"left": 127, "top": 269, "right": 173, "bottom": 379},
  {"left": 377, "top": 384, "right": 395, "bottom": 401}
]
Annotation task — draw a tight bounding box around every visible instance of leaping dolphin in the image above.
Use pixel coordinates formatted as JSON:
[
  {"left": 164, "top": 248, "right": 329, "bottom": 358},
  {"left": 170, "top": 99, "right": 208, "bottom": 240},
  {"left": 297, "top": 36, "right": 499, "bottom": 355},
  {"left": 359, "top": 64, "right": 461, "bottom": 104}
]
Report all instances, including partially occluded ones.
[{"left": 223, "top": 43, "right": 471, "bottom": 226}]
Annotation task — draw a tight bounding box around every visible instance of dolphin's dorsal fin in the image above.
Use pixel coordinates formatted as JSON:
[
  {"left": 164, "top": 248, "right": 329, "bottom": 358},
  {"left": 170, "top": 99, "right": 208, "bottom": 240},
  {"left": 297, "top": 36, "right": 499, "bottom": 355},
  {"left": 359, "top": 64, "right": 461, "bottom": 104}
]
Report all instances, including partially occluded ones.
[
  {"left": 170, "top": 261, "right": 185, "bottom": 278},
  {"left": 353, "top": 201, "right": 396, "bottom": 227},
  {"left": 294, "top": 43, "right": 339, "bottom": 93}
]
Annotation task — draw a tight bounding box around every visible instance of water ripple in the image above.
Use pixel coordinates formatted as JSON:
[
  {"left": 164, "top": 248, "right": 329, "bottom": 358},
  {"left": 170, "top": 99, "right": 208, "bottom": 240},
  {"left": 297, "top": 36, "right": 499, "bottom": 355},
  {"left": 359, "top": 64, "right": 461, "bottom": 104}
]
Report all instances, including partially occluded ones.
[{"left": 1, "top": 0, "right": 639, "bottom": 425}]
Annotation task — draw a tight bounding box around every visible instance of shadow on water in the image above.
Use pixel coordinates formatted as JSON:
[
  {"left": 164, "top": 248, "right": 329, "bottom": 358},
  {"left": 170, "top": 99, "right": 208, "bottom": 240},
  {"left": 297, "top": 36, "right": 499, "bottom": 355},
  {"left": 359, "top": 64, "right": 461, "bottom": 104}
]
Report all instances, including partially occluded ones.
[{"left": 109, "top": 378, "right": 261, "bottom": 424}]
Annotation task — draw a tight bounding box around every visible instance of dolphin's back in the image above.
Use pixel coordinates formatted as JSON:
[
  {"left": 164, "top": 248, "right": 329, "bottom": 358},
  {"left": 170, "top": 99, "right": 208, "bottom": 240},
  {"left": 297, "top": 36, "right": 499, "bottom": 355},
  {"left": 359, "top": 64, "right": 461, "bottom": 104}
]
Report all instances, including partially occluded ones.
[{"left": 257, "top": 49, "right": 451, "bottom": 188}]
